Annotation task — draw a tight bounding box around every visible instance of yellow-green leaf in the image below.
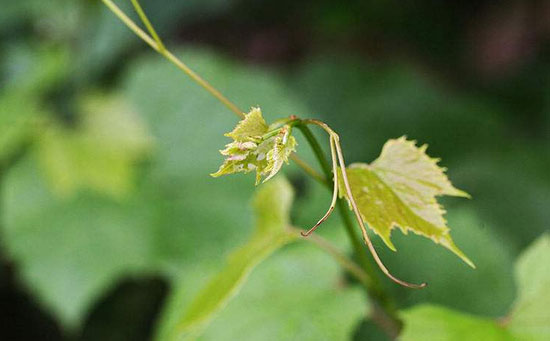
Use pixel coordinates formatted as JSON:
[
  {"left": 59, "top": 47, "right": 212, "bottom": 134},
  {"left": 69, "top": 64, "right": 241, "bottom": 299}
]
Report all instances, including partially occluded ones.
[
  {"left": 164, "top": 177, "right": 297, "bottom": 340},
  {"left": 212, "top": 108, "right": 296, "bottom": 184},
  {"left": 338, "top": 136, "right": 474, "bottom": 267},
  {"left": 224, "top": 107, "right": 268, "bottom": 141}
]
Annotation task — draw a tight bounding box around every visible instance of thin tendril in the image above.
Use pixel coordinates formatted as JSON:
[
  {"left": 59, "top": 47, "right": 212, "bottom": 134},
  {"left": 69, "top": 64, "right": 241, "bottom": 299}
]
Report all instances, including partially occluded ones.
[
  {"left": 305, "top": 119, "right": 427, "bottom": 289},
  {"left": 301, "top": 136, "right": 339, "bottom": 236},
  {"left": 333, "top": 138, "right": 427, "bottom": 289}
]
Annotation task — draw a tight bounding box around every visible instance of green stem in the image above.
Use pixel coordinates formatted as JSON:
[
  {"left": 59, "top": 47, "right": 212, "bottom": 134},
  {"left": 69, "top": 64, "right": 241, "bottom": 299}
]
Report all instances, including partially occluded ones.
[
  {"left": 295, "top": 123, "right": 401, "bottom": 332},
  {"left": 130, "top": 0, "right": 165, "bottom": 51}
]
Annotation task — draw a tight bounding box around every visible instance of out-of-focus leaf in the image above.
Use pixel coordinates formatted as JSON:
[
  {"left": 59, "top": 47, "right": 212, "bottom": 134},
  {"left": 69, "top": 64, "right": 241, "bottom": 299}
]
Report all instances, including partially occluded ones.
[
  {"left": 380, "top": 208, "right": 515, "bottom": 317},
  {"left": 1, "top": 47, "right": 309, "bottom": 331},
  {"left": 400, "top": 233, "right": 549, "bottom": 340},
  {"left": 0, "top": 43, "right": 70, "bottom": 164},
  {"left": 36, "top": 93, "right": 153, "bottom": 198},
  {"left": 0, "top": 93, "right": 44, "bottom": 163},
  {"left": 1, "top": 158, "right": 155, "bottom": 329},
  {"left": 2, "top": 43, "right": 70, "bottom": 95},
  {"left": 400, "top": 305, "right": 513, "bottom": 341},
  {"left": 338, "top": 137, "right": 473, "bottom": 267},
  {"left": 506, "top": 234, "right": 550, "bottom": 340},
  {"left": 159, "top": 178, "right": 297, "bottom": 340},
  {"left": 199, "top": 241, "right": 365, "bottom": 341}
]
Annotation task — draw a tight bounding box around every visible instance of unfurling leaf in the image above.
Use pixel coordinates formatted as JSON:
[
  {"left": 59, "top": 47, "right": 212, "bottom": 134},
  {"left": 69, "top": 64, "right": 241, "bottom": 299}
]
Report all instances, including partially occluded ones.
[
  {"left": 338, "top": 136, "right": 474, "bottom": 267},
  {"left": 211, "top": 107, "right": 297, "bottom": 184}
]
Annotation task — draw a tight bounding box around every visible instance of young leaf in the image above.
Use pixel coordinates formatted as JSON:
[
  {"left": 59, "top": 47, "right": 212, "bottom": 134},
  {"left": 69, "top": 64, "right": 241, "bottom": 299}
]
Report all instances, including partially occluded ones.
[
  {"left": 160, "top": 178, "right": 297, "bottom": 340},
  {"left": 338, "top": 136, "right": 474, "bottom": 267},
  {"left": 224, "top": 107, "right": 268, "bottom": 141},
  {"left": 211, "top": 107, "right": 297, "bottom": 184}
]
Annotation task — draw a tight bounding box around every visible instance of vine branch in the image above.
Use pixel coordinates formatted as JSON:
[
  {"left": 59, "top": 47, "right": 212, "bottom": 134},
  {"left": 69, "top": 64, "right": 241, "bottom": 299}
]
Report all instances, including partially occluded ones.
[{"left": 100, "top": 0, "right": 323, "bottom": 182}]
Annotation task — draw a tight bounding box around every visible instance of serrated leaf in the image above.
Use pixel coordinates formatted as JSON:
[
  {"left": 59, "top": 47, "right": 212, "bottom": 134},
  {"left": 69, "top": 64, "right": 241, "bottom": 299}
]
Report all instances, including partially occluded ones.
[
  {"left": 400, "top": 304, "right": 513, "bottom": 341},
  {"left": 506, "top": 233, "right": 550, "bottom": 340},
  {"left": 224, "top": 107, "right": 268, "bottom": 141},
  {"left": 338, "top": 136, "right": 474, "bottom": 267},
  {"left": 157, "top": 178, "right": 297, "bottom": 340},
  {"left": 212, "top": 108, "right": 296, "bottom": 184}
]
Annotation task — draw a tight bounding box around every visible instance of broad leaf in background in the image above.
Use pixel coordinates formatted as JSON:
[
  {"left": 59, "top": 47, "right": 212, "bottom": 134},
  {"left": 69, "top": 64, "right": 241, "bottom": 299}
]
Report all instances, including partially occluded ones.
[
  {"left": 0, "top": 43, "right": 70, "bottom": 164},
  {"left": 338, "top": 137, "right": 473, "bottom": 267},
  {"left": 379, "top": 208, "right": 514, "bottom": 317},
  {"left": 400, "top": 233, "right": 550, "bottom": 340},
  {"left": 506, "top": 233, "right": 550, "bottom": 339},
  {"left": 1, "top": 48, "right": 310, "bottom": 330},
  {"left": 1, "top": 158, "right": 155, "bottom": 329},
  {"left": 0, "top": 92, "right": 44, "bottom": 164},
  {"left": 200, "top": 243, "right": 365, "bottom": 341},
  {"left": 157, "top": 178, "right": 297, "bottom": 340},
  {"left": 211, "top": 107, "right": 297, "bottom": 184},
  {"left": 400, "top": 305, "right": 513, "bottom": 341},
  {"left": 36, "top": 93, "right": 153, "bottom": 198}
]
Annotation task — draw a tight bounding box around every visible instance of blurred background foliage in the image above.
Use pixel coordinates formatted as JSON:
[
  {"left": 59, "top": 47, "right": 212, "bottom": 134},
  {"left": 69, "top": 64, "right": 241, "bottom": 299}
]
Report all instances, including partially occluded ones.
[{"left": 0, "top": 0, "right": 549, "bottom": 340}]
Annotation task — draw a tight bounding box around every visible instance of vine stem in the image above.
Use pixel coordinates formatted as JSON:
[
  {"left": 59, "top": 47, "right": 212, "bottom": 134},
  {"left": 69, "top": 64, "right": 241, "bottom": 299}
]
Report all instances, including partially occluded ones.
[
  {"left": 101, "top": 0, "right": 244, "bottom": 119},
  {"left": 295, "top": 124, "right": 402, "bottom": 334},
  {"left": 101, "top": 0, "right": 402, "bottom": 336},
  {"left": 100, "top": 0, "right": 322, "bottom": 181}
]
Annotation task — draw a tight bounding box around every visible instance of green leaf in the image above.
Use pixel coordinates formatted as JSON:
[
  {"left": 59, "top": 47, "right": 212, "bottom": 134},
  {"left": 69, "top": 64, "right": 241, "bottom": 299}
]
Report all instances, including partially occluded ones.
[
  {"left": 400, "top": 234, "right": 550, "bottom": 341},
  {"left": 338, "top": 136, "right": 474, "bottom": 267},
  {"left": 506, "top": 233, "right": 550, "bottom": 340},
  {"left": 156, "top": 177, "right": 297, "bottom": 340},
  {"left": 35, "top": 93, "right": 153, "bottom": 198},
  {"left": 0, "top": 92, "right": 44, "bottom": 163},
  {"left": 200, "top": 242, "right": 365, "bottom": 341},
  {"left": 224, "top": 107, "right": 268, "bottom": 141},
  {"left": 1, "top": 158, "right": 154, "bottom": 328},
  {"left": 1, "top": 47, "right": 309, "bottom": 331},
  {"left": 400, "top": 304, "right": 514, "bottom": 341},
  {"left": 212, "top": 107, "right": 297, "bottom": 184}
]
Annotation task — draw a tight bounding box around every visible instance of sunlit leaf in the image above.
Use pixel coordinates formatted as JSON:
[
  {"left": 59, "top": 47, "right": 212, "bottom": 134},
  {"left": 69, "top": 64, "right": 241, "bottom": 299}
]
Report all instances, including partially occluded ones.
[
  {"left": 157, "top": 178, "right": 297, "bottom": 340},
  {"left": 225, "top": 107, "right": 268, "bottom": 141},
  {"left": 338, "top": 136, "right": 474, "bottom": 267}
]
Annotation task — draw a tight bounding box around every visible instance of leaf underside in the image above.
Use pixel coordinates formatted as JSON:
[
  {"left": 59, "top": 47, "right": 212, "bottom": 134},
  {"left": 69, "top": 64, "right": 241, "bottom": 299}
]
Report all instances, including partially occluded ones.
[{"left": 338, "top": 136, "right": 474, "bottom": 267}]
